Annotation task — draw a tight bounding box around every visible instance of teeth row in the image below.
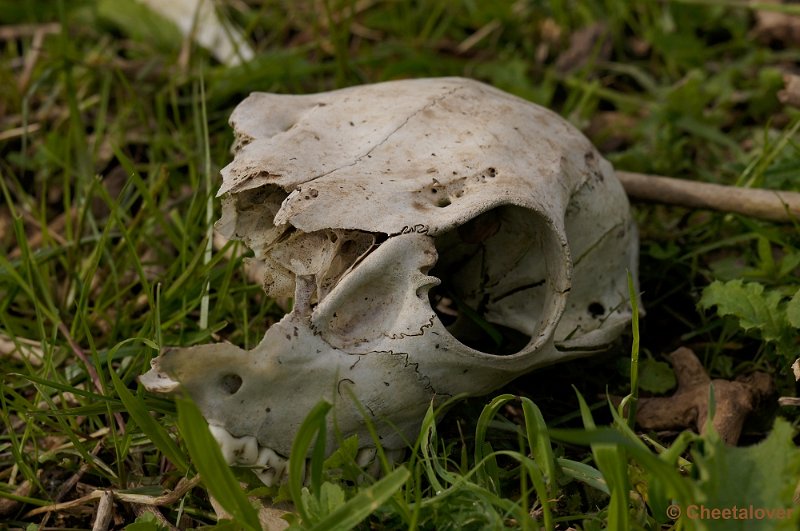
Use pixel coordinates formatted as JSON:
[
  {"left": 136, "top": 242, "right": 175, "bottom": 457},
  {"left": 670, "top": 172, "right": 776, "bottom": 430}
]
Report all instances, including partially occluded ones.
[
  {"left": 208, "top": 424, "right": 402, "bottom": 486},
  {"left": 208, "top": 425, "right": 289, "bottom": 486}
]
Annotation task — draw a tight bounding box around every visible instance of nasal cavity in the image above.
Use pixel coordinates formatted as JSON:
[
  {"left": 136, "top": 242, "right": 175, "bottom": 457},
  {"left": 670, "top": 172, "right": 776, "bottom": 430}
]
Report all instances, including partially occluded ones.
[{"left": 219, "top": 373, "right": 243, "bottom": 395}]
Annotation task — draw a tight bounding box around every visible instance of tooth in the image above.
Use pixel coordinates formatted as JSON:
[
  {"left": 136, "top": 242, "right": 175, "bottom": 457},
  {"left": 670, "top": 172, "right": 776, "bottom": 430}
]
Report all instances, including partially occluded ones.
[
  {"left": 207, "top": 425, "right": 259, "bottom": 465},
  {"left": 234, "top": 436, "right": 259, "bottom": 465},
  {"left": 255, "top": 447, "right": 289, "bottom": 487},
  {"left": 356, "top": 447, "right": 376, "bottom": 467},
  {"left": 208, "top": 425, "right": 238, "bottom": 464}
]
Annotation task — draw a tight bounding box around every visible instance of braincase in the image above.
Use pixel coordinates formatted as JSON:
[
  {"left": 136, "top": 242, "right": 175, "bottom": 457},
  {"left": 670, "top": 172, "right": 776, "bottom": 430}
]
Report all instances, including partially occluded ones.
[{"left": 219, "top": 77, "right": 600, "bottom": 236}]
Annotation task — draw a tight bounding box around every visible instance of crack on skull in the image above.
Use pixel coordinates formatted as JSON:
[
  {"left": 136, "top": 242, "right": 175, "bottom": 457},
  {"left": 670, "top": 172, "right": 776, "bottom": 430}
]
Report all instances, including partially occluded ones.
[
  {"left": 382, "top": 350, "right": 438, "bottom": 395},
  {"left": 306, "top": 87, "right": 462, "bottom": 183},
  {"left": 489, "top": 279, "right": 547, "bottom": 303},
  {"left": 390, "top": 224, "right": 429, "bottom": 236},
  {"left": 383, "top": 314, "right": 436, "bottom": 340},
  {"left": 572, "top": 220, "right": 626, "bottom": 267}
]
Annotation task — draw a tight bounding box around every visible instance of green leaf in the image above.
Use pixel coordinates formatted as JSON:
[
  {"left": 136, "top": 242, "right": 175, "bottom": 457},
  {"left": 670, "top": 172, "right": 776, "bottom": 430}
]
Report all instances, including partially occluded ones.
[
  {"left": 176, "top": 397, "right": 261, "bottom": 530},
  {"left": 125, "top": 510, "right": 168, "bottom": 531},
  {"left": 692, "top": 418, "right": 800, "bottom": 530},
  {"left": 319, "top": 482, "right": 346, "bottom": 516},
  {"left": 699, "top": 279, "right": 785, "bottom": 340},
  {"left": 786, "top": 288, "right": 800, "bottom": 329},
  {"left": 322, "top": 435, "right": 360, "bottom": 470},
  {"left": 637, "top": 358, "right": 676, "bottom": 394},
  {"left": 307, "top": 467, "right": 410, "bottom": 531}
]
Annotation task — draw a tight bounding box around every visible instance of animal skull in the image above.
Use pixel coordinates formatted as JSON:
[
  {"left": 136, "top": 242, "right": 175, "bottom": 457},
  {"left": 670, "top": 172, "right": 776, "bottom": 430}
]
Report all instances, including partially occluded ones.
[{"left": 141, "top": 77, "right": 640, "bottom": 485}]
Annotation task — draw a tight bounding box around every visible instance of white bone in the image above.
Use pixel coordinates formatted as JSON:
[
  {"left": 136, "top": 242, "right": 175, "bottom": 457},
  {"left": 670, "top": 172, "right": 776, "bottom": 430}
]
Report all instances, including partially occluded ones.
[
  {"left": 142, "top": 77, "right": 641, "bottom": 485},
  {"left": 207, "top": 424, "right": 259, "bottom": 466},
  {"left": 355, "top": 447, "right": 377, "bottom": 468},
  {"left": 255, "top": 446, "right": 289, "bottom": 487}
]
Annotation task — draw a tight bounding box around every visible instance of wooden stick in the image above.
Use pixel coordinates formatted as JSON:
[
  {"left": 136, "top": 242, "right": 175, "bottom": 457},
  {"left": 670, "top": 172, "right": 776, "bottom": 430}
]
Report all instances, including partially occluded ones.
[
  {"left": 617, "top": 171, "right": 800, "bottom": 223},
  {"left": 25, "top": 476, "right": 202, "bottom": 517}
]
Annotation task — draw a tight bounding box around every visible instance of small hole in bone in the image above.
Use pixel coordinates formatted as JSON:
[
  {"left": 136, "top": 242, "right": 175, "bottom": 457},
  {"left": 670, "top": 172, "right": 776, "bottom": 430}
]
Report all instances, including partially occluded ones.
[
  {"left": 588, "top": 302, "right": 605, "bottom": 318},
  {"left": 487, "top": 167, "right": 497, "bottom": 177},
  {"left": 436, "top": 197, "right": 452, "bottom": 208},
  {"left": 220, "top": 373, "right": 243, "bottom": 395}
]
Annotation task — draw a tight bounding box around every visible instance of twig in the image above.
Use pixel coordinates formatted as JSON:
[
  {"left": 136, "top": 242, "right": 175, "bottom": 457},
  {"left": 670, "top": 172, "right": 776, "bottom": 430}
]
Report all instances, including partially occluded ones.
[
  {"left": 25, "top": 475, "right": 201, "bottom": 518},
  {"left": 0, "top": 332, "right": 44, "bottom": 366},
  {"left": 37, "top": 442, "right": 101, "bottom": 529},
  {"left": 0, "top": 479, "right": 34, "bottom": 517},
  {"left": 0, "top": 23, "right": 60, "bottom": 40},
  {"left": 457, "top": 20, "right": 501, "bottom": 53},
  {"left": 18, "top": 24, "right": 49, "bottom": 91},
  {"left": 0, "top": 123, "right": 41, "bottom": 142},
  {"left": 617, "top": 171, "right": 800, "bottom": 222},
  {"left": 91, "top": 491, "right": 114, "bottom": 531}
]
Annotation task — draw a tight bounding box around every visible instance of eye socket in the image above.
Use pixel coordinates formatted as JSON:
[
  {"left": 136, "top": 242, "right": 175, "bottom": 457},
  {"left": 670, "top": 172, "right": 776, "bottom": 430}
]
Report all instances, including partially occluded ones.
[
  {"left": 428, "top": 205, "right": 552, "bottom": 355},
  {"left": 220, "top": 373, "right": 243, "bottom": 395}
]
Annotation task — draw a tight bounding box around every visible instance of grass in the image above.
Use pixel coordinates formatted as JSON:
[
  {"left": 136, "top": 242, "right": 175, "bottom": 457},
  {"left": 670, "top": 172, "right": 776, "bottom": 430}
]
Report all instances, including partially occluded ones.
[{"left": 2, "top": 0, "right": 800, "bottom": 529}]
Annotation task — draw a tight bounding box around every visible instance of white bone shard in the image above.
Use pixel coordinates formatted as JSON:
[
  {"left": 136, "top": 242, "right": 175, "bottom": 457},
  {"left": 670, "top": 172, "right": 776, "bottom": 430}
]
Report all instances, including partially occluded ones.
[{"left": 142, "top": 77, "right": 640, "bottom": 483}]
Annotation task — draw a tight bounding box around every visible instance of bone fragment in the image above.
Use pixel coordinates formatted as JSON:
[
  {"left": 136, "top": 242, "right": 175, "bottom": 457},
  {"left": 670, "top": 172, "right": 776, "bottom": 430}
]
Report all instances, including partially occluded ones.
[
  {"left": 617, "top": 171, "right": 800, "bottom": 222},
  {"left": 631, "top": 347, "right": 772, "bottom": 444}
]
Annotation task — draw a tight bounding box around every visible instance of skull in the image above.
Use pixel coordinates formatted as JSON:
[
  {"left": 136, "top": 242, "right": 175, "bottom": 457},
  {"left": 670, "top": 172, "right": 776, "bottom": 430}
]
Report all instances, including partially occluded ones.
[{"left": 141, "top": 77, "right": 640, "bottom": 485}]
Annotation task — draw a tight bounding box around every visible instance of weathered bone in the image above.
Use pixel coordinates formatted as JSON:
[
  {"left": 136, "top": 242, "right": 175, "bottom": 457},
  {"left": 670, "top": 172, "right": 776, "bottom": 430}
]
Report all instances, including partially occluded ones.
[{"left": 141, "top": 77, "right": 640, "bottom": 484}]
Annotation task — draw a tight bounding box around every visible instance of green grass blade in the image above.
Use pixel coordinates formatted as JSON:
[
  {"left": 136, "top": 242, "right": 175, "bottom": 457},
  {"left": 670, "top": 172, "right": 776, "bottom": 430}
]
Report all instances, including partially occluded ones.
[
  {"left": 108, "top": 347, "right": 188, "bottom": 474},
  {"left": 626, "top": 270, "right": 641, "bottom": 429},
  {"left": 288, "top": 400, "right": 332, "bottom": 524},
  {"left": 557, "top": 458, "right": 609, "bottom": 495},
  {"left": 520, "top": 397, "right": 558, "bottom": 498},
  {"left": 572, "top": 388, "right": 630, "bottom": 531},
  {"left": 474, "top": 394, "right": 515, "bottom": 487},
  {"left": 176, "top": 396, "right": 260, "bottom": 530},
  {"left": 417, "top": 403, "right": 448, "bottom": 493}
]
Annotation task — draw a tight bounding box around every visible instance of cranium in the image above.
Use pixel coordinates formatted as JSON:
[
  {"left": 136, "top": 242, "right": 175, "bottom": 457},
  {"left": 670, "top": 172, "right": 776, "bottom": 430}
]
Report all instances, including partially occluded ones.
[{"left": 141, "top": 77, "right": 640, "bottom": 485}]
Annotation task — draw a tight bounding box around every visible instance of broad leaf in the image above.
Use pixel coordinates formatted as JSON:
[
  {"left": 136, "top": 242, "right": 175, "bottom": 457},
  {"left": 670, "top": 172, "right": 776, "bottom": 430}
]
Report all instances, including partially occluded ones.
[
  {"left": 691, "top": 418, "right": 800, "bottom": 531},
  {"left": 699, "top": 280, "right": 784, "bottom": 341},
  {"left": 637, "top": 358, "right": 676, "bottom": 394}
]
